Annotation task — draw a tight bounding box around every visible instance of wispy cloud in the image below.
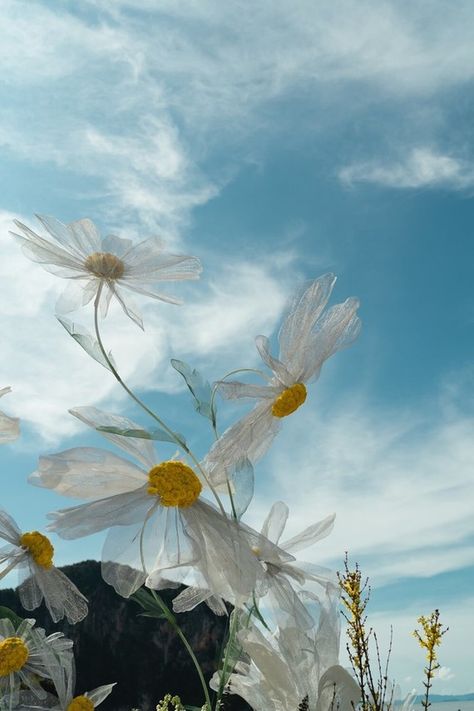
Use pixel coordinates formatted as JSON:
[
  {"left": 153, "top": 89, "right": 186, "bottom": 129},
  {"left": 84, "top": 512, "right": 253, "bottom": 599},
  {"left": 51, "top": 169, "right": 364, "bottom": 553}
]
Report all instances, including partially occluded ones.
[
  {"left": 339, "top": 148, "right": 474, "bottom": 190},
  {"left": 0, "top": 211, "right": 292, "bottom": 442},
  {"left": 246, "top": 388, "right": 474, "bottom": 584}
]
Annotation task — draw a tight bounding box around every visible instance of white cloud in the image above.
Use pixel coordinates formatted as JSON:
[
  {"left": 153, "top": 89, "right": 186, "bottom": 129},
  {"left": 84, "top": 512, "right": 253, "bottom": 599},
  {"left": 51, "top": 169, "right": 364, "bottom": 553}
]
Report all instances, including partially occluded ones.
[
  {"left": 339, "top": 148, "right": 474, "bottom": 190},
  {"left": 245, "top": 390, "right": 474, "bottom": 584},
  {"left": 1, "top": 0, "right": 474, "bottom": 229},
  {"left": 0, "top": 211, "right": 292, "bottom": 443}
]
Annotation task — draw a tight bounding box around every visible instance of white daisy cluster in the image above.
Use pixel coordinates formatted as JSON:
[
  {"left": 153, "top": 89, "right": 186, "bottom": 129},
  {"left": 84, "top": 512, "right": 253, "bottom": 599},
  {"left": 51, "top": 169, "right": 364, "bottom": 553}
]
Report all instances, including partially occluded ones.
[{"left": 2, "top": 214, "right": 363, "bottom": 711}]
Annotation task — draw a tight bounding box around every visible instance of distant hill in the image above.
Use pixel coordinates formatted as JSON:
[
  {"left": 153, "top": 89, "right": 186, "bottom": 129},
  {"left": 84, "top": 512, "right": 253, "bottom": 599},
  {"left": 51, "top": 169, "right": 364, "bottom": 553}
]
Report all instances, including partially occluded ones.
[
  {"left": 0, "top": 560, "right": 247, "bottom": 711},
  {"left": 415, "top": 695, "right": 474, "bottom": 703}
]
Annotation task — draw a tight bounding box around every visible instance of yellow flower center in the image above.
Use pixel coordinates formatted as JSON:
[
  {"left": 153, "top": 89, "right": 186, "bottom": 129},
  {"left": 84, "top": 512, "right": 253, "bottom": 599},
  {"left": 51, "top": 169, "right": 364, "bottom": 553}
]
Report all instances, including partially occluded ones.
[
  {"left": 271, "top": 383, "right": 307, "bottom": 418},
  {"left": 67, "top": 696, "right": 94, "bottom": 711},
  {"left": 84, "top": 252, "right": 125, "bottom": 280},
  {"left": 0, "top": 637, "right": 29, "bottom": 676},
  {"left": 148, "top": 461, "right": 202, "bottom": 507},
  {"left": 20, "top": 531, "right": 54, "bottom": 569}
]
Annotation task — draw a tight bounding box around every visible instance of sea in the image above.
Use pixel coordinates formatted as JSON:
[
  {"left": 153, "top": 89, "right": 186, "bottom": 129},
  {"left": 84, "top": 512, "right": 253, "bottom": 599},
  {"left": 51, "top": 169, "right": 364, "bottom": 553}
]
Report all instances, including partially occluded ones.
[{"left": 429, "top": 703, "right": 474, "bottom": 711}]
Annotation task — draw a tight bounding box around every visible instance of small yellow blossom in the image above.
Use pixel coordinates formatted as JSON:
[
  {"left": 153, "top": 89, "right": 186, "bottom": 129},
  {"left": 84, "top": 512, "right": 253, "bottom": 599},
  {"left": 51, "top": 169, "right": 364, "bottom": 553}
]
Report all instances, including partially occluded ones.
[
  {"left": 20, "top": 530, "right": 54, "bottom": 569},
  {"left": 148, "top": 461, "right": 202, "bottom": 507},
  {"left": 0, "top": 636, "right": 29, "bottom": 676}
]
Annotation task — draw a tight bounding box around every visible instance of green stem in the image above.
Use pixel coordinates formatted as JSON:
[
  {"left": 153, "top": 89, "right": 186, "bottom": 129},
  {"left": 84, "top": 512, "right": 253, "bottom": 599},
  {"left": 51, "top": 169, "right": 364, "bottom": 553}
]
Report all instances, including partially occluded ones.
[
  {"left": 92, "top": 287, "right": 228, "bottom": 520},
  {"left": 150, "top": 591, "right": 211, "bottom": 711},
  {"left": 216, "top": 608, "right": 240, "bottom": 711}
]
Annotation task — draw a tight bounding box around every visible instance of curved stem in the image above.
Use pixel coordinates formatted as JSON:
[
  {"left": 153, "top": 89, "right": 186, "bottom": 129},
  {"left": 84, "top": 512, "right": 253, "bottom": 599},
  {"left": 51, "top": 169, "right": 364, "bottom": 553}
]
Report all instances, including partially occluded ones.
[
  {"left": 150, "top": 590, "right": 211, "bottom": 711},
  {"left": 92, "top": 288, "right": 228, "bottom": 519},
  {"left": 209, "top": 367, "right": 270, "bottom": 440}
]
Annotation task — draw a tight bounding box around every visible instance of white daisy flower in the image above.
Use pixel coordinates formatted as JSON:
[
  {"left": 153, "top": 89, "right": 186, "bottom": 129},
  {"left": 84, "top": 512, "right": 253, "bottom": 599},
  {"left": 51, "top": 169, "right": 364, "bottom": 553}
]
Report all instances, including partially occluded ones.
[
  {"left": 250, "top": 501, "right": 337, "bottom": 630},
  {"left": 0, "top": 388, "right": 19, "bottom": 444},
  {"left": 0, "top": 617, "right": 73, "bottom": 711},
  {"left": 211, "top": 594, "right": 360, "bottom": 711},
  {"left": 16, "top": 653, "right": 115, "bottom": 711},
  {"left": 203, "top": 274, "right": 360, "bottom": 483},
  {"left": 29, "top": 407, "right": 266, "bottom": 607},
  {"left": 0, "top": 511, "right": 88, "bottom": 624},
  {"left": 11, "top": 214, "right": 202, "bottom": 329}
]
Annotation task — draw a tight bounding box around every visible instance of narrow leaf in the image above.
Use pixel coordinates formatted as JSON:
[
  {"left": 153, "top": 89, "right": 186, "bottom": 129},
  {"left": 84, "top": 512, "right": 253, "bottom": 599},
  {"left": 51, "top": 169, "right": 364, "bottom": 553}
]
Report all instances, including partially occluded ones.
[
  {"left": 96, "top": 425, "right": 186, "bottom": 447},
  {"left": 230, "top": 457, "right": 254, "bottom": 520},
  {"left": 0, "top": 606, "right": 22, "bottom": 626},
  {"left": 57, "top": 316, "right": 115, "bottom": 371},
  {"left": 171, "top": 359, "right": 215, "bottom": 422}
]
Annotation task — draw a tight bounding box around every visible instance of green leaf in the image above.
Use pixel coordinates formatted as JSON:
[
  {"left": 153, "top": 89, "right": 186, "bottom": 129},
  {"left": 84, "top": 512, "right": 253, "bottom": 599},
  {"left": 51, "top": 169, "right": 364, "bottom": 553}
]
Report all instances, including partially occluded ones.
[
  {"left": 57, "top": 317, "right": 116, "bottom": 371},
  {"left": 96, "top": 425, "right": 186, "bottom": 448},
  {"left": 0, "top": 606, "right": 23, "bottom": 627},
  {"left": 171, "top": 359, "right": 216, "bottom": 423}
]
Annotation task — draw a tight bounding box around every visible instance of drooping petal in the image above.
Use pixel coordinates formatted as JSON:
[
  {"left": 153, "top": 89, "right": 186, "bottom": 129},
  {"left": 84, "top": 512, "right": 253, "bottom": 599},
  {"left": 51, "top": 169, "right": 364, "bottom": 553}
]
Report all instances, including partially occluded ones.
[
  {"left": 101, "top": 504, "right": 169, "bottom": 598},
  {"left": 18, "top": 564, "right": 88, "bottom": 624},
  {"left": 87, "top": 684, "right": 117, "bottom": 706},
  {"left": 172, "top": 586, "right": 227, "bottom": 616},
  {"left": 30, "top": 447, "right": 147, "bottom": 499},
  {"left": 0, "top": 509, "right": 21, "bottom": 544},
  {"left": 109, "top": 283, "right": 144, "bottom": 330},
  {"left": 316, "top": 665, "right": 360, "bottom": 711}
]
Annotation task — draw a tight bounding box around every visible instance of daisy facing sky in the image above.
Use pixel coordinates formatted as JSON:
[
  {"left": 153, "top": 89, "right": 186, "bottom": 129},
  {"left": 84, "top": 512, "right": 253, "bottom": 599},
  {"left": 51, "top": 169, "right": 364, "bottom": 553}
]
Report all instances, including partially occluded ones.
[
  {"left": 0, "top": 0, "right": 473, "bottom": 695},
  {"left": 11, "top": 215, "right": 202, "bottom": 329}
]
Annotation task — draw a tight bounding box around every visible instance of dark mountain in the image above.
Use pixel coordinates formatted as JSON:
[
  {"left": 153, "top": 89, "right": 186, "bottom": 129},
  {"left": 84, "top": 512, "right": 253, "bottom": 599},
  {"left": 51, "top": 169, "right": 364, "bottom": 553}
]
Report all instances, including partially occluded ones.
[{"left": 0, "top": 561, "right": 248, "bottom": 711}]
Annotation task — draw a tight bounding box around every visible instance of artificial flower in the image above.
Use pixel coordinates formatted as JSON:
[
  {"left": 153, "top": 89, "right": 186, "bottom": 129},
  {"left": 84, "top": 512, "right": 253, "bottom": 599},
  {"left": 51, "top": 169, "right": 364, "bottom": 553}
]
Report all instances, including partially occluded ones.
[
  {"left": 250, "top": 501, "right": 337, "bottom": 630},
  {"left": 0, "top": 617, "right": 73, "bottom": 711},
  {"left": 16, "top": 653, "right": 115, "bottom": 711},
  {"left": 0, "top": 511, "right": 88, "bottom": 624},
  {"left": 211, "top": 592, "right": 360, "bottom": 711},
  {"left": 11, "top": 215, "right": 202, "bottom": 329},
  {"left": 203, "top": 273, "right": 360, "bottom": 482},
  {"left": 0, "top": 388, "right": 20, "bottom": 444},
  {"left": 29, "top": 406, "right": 270, "bottom": 607}
]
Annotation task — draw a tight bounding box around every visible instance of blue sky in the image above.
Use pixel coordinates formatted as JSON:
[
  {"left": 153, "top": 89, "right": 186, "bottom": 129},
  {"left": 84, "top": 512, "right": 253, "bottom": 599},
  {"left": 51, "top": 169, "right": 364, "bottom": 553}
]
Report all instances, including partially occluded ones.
[{"left": 0, "top": 0, "right": 473, "bottom": 696}]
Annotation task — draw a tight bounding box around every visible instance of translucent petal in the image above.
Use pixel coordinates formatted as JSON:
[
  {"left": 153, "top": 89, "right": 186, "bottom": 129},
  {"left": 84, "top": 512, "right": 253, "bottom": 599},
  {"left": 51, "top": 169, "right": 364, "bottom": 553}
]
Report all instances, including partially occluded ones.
[
  {"left": 316, "top": 665, "right": 360, "bottom": 711},
  {"left": 278, "top": 274, "right": 336, "bottom": 369},
  {"left": 47, "top": 487, "right": 151, "bottom": 539},
  {"left": 216, "top": 381, "right": 277, "bottom": 401},
  {"left": 0, "top": 509, "right": 21, "bottom": 544},
  {"left": 11, "top": 220, "right": 86, "bottom": 277},
  {"left": 0, "top": 387, "right": 20, "bottom": 444},
  {"left": 281, "top": 513, "right": 336, "bottom": 554},
  {"left": 202, "top": 402, "right": 279, "bottom": 482},
  {"left": 300, "top": 297, "right": 361, "bottom": 383},
  {"left": 30, "top": 447, "right": 147, "bottom": 499},
  {"left": 70, "top": 407, "right": 156, "bottom": 469},
  {"left": 122, "top": 237, "right": 202, "bottom": 280},
  {"left": 101, "top": 506, "right": 167, "bottom": 598},
  {"left": 119, "top": 280, "right": 182, "bottom": 306},
  {"left": 181, "top": 501, "right": 261, "bottom": 606},
  {"left": 68, "top": 217, "right": 102, "bottom": 255},
  {"left": 109, "top": 283, "right": 144, "bottom": 330},
  {"left": 55, "top": 279, "right": 97, "bottom": 314},
  {"left": 87, "top": 683, "right": 117, "bottom": 706},
  {"left": 255, "top": 335, "right": 293, "bottom": 387},
  {"left": 172, "top": 586, "right": 227, "bottom": 615},
  {"left": 102, "top": 233, "right": 134, "bottom": 257},
  {"left": 260, "top": 502, "right": 289, "bottom": 545},
  {"left": 19, "top": 565, "right": 88, "bottom": 624}
]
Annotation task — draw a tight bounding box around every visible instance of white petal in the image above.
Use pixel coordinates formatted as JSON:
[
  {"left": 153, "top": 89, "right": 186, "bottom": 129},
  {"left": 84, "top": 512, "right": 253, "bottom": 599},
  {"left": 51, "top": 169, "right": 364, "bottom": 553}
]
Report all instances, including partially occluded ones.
[
  {"left": 87, "top": 683, "right": 117, "bottom": 706},
  {"left": 281, "top": 513, "right": 336, "bottom": 554},
  {"left": 0, "top": 510, "right": 21, "bottom": 544},
  {"left": 316, "top": 665, "right": 360, "bottom": 711},
  {"left": 260, "top": 502, "right": 289, "bottom": 545},
  {"left": 278, "top": 274, "right": 336, "bottom": 370},
  {"left": 30, "top": 447, "right": 147, "bottom": 499},
  {"left": 20, "top": 565, "right": 89, "bottom": 624},
  {"left": 47, "top": 487, "right": 151, "bottom": 539},
  {"left": 70, "top": 406, "right": 156, "bottom": 469},
  {"left": 216, "top": 381, "right": 277, "bottom": 400},
  {"left": 255, "top": 335, "right": 293, "bottom": 386}
]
